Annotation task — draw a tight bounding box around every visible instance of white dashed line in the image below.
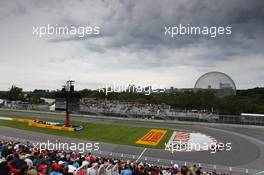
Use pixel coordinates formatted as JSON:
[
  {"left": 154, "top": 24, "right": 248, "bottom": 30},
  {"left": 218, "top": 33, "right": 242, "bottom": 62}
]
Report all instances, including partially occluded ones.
[{"left": 136, "top": 148, "right": 147, "bottom": 162}]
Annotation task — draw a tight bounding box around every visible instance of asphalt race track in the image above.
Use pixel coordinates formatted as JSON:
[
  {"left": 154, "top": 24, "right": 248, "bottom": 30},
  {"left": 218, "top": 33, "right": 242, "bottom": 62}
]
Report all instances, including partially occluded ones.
[{"left": 0, "top": 110, "right": 264, "bottom": 174}]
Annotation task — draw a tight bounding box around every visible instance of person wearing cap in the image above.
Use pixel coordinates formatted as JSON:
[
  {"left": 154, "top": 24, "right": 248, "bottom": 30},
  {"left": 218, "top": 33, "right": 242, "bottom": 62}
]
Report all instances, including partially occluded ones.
[
  {"left": 134, "top": 162, "right": 144, "bottom": 175},
  {"left": 24, "top": 158, "right": 33, "bottom": 169},
  {"left": 86, "top": 153, "right": 95, "bottom": 162},
  {"left": 171, "top": 164, "right": 179, "bottom": 175},
  {"left": 195, "top": 167, "right": 203, "bottom": 175},
  {"left": 62, "top": 166, "right": 73, "bottom": 175},
  {"left": 6, "top": 154, "right": 21, "bottom": 175},
  {"left": 176, "top": 166, "right": 194, "bottom": 175},
  {"left": 38, "top": 164, "right": 48, "bottom": 175},
  {"left": 190, "top": 164, "right": 197, "bottom": 174},
  {"left": 0, "top": 161, "right": 11, "bottom": 175},
  {"left": 68, "top": 163, "right": 77, "bottom": 174},
  {"left": 50, "top": 163, "right": 63, "bottom": 175},
  {"left": 26, "top": 168, "right": 38, "bottom": 175},
  {"left": 121, "top": 164, "right": 132, "bottom": 175}
]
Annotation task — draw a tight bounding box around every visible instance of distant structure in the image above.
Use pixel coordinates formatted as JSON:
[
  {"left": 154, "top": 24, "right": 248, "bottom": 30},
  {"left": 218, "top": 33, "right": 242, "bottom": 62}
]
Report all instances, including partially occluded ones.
[
  {"left": 194, "top": 71, "right": 236, "bottom": 97},
  {"left": 165, "top": 87, "right": 193, "bottom": 93}
]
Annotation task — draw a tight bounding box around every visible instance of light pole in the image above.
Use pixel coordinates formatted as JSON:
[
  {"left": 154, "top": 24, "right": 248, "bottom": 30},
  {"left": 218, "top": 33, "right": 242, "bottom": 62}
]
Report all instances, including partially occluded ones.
[{"left": 63, "top": 80, "right": 74, "bottom": 127}]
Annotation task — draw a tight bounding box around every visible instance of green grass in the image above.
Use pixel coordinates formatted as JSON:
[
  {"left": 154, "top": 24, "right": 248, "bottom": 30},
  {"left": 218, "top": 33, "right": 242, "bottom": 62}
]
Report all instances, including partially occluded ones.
[{"left": 0, "top": 116, "right": 173, "bottom": 149}]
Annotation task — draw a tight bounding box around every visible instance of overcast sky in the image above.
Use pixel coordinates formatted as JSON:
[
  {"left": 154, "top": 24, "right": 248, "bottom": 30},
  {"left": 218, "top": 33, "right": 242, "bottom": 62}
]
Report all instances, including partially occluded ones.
[{"left": 0, "top": 0, "right": 263, "bottom": 91}]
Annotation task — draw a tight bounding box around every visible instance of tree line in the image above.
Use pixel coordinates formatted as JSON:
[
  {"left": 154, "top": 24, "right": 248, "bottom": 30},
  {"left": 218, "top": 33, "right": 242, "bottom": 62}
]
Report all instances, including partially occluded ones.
[{"left": 0, "top": 86, "right": 263, "bottom": 115}]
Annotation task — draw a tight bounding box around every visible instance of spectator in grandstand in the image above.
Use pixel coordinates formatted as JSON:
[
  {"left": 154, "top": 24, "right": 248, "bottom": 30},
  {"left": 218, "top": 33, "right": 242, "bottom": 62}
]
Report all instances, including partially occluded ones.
[
  {"left": 177, "top": 166, "right": 194, "bottom": 175},
  {"left": 190, "top": 164, "right": 197, "bottom": 174},
  {"left": 50, "top": 163, "right": 62, "bottom": 175},
  {"left": 0, "top": 161, "right": 10, "bottom": 175},
  {"left": 38, "top": 164, "right": 48, "bottom": 175},
  {"left": 86, "top": 152, "right": 95, "bottom": 162},
  {"left": 26, "top": 168, "right": 38, "bottom": 175},
  {"left": 0, "top": 139, "right": 229, "bottom": 175},
  {"left": 120, "top": 163, "right": 132, "bottom": 175},
  {"left": 195, "top": 167, "right": 203, "bottom": 175}
]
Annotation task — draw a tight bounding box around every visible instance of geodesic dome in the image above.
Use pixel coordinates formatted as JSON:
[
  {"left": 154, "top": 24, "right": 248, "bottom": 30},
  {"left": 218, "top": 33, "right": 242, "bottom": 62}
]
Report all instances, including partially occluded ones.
[{"left": 194, "top": 71, "right": 236, "bottom": 96}]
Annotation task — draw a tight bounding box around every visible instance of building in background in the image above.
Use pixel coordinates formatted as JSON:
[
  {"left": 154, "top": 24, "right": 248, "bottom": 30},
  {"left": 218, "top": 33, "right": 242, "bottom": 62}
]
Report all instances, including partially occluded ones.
[{"left": 194, "top": 71, "right": 236, "bottom": 97}]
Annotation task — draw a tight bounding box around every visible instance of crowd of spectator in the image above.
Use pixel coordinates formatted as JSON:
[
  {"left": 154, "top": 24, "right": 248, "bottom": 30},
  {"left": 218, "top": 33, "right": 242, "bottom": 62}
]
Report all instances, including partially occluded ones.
[
  {"left": 1, "top": 98, "right": 215, "bottom": 121},
  {"left": 80, "top": 98, "right": 214, "bottom": 120},
  {"left": 81, "top": 99, "right": 171, "bottom": 115},
  {"left": 0, "top": 140, "right": 230, "bottom": 175}
]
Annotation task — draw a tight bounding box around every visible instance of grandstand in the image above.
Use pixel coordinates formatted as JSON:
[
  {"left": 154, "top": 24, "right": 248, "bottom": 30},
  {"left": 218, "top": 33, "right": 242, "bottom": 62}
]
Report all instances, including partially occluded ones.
[
  {"left": 80, "top": 98, "right": 215, "bottom": 121},
  {"left": 0, "top": 139, "right": 231, "bottom": 175}
]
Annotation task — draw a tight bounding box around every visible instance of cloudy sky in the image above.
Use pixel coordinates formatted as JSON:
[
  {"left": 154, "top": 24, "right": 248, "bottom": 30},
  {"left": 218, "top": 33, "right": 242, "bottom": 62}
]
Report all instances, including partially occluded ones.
[{"left": 0, "top": 0, "right": 263, "bottom": 91}]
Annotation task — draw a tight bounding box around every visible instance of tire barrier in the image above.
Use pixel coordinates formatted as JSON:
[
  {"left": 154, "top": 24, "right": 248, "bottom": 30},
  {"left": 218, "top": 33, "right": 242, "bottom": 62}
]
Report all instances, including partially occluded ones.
[
  {"left": 0, "top": 116, "right": 82, "bottom": 132},
  {"left": 28, "top": 121, "right": 75, "bottom": 132}
]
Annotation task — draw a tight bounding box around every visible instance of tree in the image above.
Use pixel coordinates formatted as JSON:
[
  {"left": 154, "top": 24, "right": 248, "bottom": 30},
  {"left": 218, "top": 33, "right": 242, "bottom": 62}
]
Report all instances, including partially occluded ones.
[{"left": 7, "top": 85, "right": 23, "bottom": 101}]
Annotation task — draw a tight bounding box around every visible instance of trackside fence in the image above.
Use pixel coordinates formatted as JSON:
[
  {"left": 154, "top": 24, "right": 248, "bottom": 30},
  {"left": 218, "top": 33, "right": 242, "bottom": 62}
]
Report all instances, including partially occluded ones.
[{"left": 74, "top": 149, "right": 263, "bottom": 175}]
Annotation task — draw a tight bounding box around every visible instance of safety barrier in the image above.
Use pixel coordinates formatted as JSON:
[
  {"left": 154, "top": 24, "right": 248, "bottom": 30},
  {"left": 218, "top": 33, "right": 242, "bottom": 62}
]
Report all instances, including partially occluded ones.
[
  {"left": 13, "top": 118, "right": 34, "bottom": 123},
  {"left": 83, "top": 150, "right": 263, "bottom": 175},
  {"left": 28, "top": 121, "right": 75, "bottom": 131}
]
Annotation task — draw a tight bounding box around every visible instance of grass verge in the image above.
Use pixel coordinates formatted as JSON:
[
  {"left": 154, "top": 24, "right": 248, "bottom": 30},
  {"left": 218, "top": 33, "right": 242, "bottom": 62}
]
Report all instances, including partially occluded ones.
[{"left": 0, "top": 116, "right": 173, "bottom": 149}]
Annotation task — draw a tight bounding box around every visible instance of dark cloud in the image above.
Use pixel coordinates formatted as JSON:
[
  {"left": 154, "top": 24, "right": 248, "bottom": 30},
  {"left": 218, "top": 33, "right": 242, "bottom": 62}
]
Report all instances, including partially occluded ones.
[
  {"left": 0, "top": 0, "right": 263, "bottom": 90},
  {"left": 51, "top": 0, "right": 264, "bottom": 56}
]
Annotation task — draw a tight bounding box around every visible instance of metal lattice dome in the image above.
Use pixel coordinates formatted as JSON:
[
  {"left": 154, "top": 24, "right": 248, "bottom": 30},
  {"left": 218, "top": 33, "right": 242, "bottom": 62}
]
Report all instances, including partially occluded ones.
[{"left": 194, "top": 71, "right": 236, "bottom": 96}]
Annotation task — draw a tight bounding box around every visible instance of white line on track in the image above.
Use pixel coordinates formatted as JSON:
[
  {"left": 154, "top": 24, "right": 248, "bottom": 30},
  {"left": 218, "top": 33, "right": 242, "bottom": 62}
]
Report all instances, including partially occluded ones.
[
  {"left": 136, "top": 148, "right": 147, "bottom": 162},
  {"left": 255, "top": 171, "right": 264, "bottom": 175}
]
